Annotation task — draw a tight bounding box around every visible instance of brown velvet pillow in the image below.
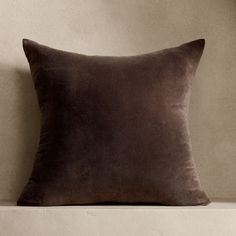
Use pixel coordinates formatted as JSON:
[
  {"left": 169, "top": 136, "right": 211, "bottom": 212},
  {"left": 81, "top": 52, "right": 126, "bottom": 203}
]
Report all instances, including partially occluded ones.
[{"left": 17, "top": 39, "right": 210, "bottom": 206}]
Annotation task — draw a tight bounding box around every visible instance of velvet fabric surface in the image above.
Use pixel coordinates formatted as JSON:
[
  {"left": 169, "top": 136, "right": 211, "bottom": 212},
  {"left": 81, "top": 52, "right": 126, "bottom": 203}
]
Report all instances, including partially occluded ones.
[{"left": 17, "top": 39, "right": 210, "bottom": 206}]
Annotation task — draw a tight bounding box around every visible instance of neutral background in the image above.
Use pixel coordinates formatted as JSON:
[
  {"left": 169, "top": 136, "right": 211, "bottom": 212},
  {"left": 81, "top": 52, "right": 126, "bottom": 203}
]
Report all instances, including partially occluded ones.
[{"left": 0, "top": 0, "right": 235, "bottom": 202}]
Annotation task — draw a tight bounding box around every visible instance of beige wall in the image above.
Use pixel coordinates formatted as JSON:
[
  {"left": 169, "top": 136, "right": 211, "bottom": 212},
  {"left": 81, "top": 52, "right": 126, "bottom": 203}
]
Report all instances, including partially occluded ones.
[{"left": 0, "top": 0, "right": 235, "bottom": 201}]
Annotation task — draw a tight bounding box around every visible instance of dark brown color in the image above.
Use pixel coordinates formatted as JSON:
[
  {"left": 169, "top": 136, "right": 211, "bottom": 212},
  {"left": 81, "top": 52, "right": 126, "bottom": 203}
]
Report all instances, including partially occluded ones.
[{"left": 17, "top": 39, "right": 210, "bottom": 206}]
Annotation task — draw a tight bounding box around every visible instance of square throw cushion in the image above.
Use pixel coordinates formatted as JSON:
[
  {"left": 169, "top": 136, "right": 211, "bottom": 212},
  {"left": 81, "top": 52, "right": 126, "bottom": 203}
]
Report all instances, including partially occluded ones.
[{"left": 17, "top": 39, "right": 210, "bottom": 206}]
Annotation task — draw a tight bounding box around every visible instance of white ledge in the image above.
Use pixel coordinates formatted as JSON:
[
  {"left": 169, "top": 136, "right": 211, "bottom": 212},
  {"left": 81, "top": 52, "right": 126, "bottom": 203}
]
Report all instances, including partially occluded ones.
[{"left": 0, "top": 201, "right": 236, "bottom": 236}]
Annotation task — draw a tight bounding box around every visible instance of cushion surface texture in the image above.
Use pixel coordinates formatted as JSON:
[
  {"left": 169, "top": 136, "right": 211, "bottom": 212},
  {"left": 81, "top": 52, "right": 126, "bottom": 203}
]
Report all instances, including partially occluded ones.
[{"left": 17, "top": 39, "right": 210, "bottom": 206}]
